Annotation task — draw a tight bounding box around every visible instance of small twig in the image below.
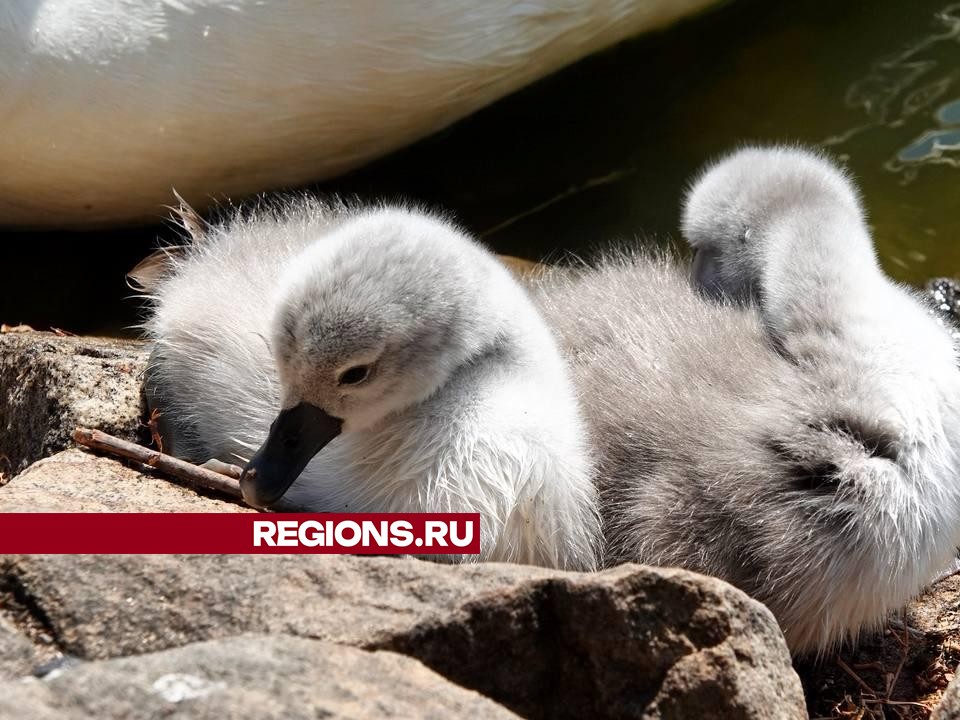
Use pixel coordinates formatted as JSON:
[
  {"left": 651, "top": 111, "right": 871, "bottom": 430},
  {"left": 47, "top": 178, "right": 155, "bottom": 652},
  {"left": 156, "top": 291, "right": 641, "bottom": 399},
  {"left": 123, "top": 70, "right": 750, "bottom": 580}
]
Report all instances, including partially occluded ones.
[
  {"left": 887, "top": 621, "right": 910, "bottom": 699},
  {"left": 72, "top": 427, "right": 243, "bottom": 501},
  {"left": 144, "top": 408, "right": 164, "bottom": 454},
  {"left": 837, "top": 656, "right": 878, "bottom": 696},
  {"left": 877, "top": 700, "right": 933, "bottom": 709}
]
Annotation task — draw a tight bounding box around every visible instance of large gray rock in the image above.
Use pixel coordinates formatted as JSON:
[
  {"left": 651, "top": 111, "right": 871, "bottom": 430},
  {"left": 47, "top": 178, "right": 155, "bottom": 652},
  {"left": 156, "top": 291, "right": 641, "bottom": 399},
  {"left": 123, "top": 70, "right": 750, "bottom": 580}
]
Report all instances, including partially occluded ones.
[
  {"left": 0, "top": 554, "right": 805, "bottom": 719},
  {"left": 0, "top": 634, "right": 518, "bottom": 720},
  {"left": 0, "top": 612, "right": 40, "bottom": 680},
  {"left": 0, "top": 332, "right": 147, "bottom": 472},
  {"left": 0, "top": 449, "right": 248, "bottom": 512},
  {"left": 386, "top": 562, "right": 806, "bottom": 720},
  {"left": 935, "top": 678, "right": 960, "bottom": 720}
]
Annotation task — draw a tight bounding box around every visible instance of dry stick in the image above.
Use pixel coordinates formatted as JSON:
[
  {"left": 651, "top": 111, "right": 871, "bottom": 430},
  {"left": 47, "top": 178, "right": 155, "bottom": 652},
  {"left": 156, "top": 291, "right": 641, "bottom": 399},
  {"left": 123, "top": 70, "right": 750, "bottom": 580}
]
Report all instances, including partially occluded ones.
[
  {"left": 836, "top": 656, "right": 878, "bottom": 697},
  {"left": 886, "top": 621, "right": 910, "bottom": 701},
  {"left": 72, "top": 427, "right": 244, "bottom": 501}
]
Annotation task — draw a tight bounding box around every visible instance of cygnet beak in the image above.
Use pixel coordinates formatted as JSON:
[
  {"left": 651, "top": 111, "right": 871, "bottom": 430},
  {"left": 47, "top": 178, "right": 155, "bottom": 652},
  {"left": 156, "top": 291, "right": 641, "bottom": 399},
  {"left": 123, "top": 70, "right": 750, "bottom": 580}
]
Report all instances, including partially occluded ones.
[
  {"left": 690, "top": 245, "right": 724, "bottom": 299},
  {"left": 240, "top": 402, "right": 343, "bottom": 509}
]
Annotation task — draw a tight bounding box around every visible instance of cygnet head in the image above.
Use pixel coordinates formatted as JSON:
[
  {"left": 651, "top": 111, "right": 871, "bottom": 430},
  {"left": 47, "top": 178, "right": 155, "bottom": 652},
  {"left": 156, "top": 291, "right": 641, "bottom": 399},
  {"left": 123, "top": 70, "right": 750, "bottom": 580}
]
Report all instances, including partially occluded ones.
[
  {"left": 681, "top": 145, "right": 873, "bottom": 301},
  {"left": 240, "top": 207, "right": 509, "bottom": 508}
]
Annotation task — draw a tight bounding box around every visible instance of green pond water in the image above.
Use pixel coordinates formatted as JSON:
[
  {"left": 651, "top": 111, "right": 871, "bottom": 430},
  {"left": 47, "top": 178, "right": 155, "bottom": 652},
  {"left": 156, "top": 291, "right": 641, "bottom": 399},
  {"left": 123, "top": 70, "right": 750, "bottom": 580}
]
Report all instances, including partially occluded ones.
[{"left": 3, "top": 0, "right": 960, "bottom": 334}]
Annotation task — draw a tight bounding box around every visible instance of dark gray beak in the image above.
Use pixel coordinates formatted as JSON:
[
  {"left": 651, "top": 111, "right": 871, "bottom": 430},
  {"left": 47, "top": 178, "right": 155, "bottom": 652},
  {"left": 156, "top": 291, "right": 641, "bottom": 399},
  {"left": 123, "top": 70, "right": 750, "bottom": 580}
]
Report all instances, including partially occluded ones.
[
  {"left": 240, "top": 402, "right": 343, "bottom": 509},
  {"left": 691, "top": 245, "right": 724, "bottom": 299}
]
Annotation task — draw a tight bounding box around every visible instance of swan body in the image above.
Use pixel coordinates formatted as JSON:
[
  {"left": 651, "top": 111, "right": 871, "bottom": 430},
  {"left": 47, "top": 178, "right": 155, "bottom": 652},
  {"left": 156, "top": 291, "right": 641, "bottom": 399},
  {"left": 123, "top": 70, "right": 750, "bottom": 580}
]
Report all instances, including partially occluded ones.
[
  {"left": 534, "top": 146, "right": 960, "bottom": 653},
  {"left": 1, "top": 0, "right": 719, "bottom": 227},
  {"left": 143, "top": 201, "right": 600, "bottom": 570}
]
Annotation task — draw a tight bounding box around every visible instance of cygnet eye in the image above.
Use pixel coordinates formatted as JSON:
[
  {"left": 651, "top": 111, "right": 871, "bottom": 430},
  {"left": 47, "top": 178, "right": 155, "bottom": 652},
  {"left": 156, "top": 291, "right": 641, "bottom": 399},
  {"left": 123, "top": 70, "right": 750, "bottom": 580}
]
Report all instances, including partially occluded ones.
[{"left": 337, "top": 364, "right": 371, "bottom": 386}]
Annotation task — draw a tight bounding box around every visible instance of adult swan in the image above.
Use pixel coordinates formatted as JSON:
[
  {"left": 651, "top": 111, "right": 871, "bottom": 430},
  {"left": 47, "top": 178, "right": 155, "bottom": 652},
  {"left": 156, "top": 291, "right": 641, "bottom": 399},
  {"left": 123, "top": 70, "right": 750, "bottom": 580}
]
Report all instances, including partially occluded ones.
[{"left": 0, "top": 0, "right": 718, "bottom": 227}]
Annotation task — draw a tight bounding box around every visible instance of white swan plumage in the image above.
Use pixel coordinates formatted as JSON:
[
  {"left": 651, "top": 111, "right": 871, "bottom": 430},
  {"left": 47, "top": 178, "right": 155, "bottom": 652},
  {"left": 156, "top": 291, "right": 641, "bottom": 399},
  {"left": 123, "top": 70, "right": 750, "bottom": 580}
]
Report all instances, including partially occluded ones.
[
  {"left": 142, "top": 200, "right": 601, "bottom": 571},
  {"left": 1, "top": 0, "right": 719, "bottom": 227},
  {"left": 533, "top": 146, "right": 960, "bottom": 653}
]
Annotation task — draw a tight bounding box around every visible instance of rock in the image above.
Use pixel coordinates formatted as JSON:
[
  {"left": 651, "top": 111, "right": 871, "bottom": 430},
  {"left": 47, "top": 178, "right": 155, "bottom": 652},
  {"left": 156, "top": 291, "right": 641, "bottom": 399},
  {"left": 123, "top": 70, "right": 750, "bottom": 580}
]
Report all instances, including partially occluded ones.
[
  {"left": 904, "top": 572, "right": 960, "bottom": 638},
  {"left": 936, "top": 674, "right": 960, "bottom": 720},
  {"left": 0, "top": 555, "right": 805, "bottom": 719},
  {"left": 0, "top": 332, "right": 148, "bottom": 473},
  {"left": 0, "top": 612, "right": 40, "bottom": 680},
  {"left": 0, "top": 634, "right": 518, "bottom": 720},
  {"left": 0, "top": 449, "right": 249, "bottom": 512},
  {"left": 936, "top": 677, "right": 960, "bottom": 720}
]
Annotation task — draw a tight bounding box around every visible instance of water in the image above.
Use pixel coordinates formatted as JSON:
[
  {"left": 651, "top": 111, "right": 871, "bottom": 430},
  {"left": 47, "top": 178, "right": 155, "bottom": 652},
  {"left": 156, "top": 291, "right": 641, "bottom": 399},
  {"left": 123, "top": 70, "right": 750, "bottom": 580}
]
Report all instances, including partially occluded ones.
[{"left": 3, "top": 0, "right": 959, "bottom": 334}]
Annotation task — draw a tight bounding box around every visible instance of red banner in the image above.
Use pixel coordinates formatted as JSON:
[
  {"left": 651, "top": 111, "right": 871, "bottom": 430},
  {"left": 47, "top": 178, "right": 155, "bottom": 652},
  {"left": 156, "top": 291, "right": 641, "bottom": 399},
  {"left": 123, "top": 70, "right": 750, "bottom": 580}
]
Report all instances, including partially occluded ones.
[{"left": 0, "top": 513, "right": 481, "bottom": 554}]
